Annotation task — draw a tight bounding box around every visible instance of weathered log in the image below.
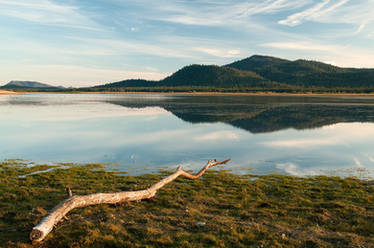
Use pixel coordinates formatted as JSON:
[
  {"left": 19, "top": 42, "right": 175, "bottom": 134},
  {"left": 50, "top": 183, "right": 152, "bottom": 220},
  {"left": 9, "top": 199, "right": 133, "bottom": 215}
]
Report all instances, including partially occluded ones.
[{"left": 30, "top": 158, "right": 230, "bottom": 242}]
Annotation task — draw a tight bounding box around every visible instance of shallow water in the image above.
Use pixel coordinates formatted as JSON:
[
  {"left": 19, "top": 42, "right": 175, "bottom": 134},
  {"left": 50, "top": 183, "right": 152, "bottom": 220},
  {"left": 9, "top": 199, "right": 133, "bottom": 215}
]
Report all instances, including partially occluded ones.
[{"left": 1, "top": 93, "right": 374, "bottom": 178}]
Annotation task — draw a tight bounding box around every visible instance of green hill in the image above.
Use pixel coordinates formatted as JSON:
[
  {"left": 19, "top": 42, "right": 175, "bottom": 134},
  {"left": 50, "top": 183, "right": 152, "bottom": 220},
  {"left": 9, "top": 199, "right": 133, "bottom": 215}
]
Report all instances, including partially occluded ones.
[
  {"left": 96, "top": 64, "right": 290, "bottom": 91},
  {"left": 92, "top": 55, "right": 374, "bottom": 92},
  {"left": 226, "top": 55, "right": 374, "bottom": 88},
  {"left": 161, "top": 64, "right": 271, "bottom": 88},
  {"left": 93, "top": 79, "right": 157, "bottom": 88}
]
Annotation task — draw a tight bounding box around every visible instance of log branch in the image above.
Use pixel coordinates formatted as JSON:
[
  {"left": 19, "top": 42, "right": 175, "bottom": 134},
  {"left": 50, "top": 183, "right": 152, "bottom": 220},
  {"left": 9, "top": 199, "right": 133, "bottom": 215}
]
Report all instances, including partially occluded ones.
[{"left": 30, "top": 158, "right": 230, "bottom": 242}]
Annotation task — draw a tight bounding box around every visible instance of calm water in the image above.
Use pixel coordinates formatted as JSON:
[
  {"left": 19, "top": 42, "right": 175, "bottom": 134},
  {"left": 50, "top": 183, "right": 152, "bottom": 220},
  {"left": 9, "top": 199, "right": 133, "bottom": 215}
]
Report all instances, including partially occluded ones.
[{"left": 1, "top": 93, "right": 374, "bottom": 178}]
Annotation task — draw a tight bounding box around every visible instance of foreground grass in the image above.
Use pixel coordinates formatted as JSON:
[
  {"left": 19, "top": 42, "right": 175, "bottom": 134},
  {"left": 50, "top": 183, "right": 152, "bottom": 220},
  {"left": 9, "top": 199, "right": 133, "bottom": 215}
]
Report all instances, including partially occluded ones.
[{"left": 1, "top": 160, "right": 374, "bottom": 248}]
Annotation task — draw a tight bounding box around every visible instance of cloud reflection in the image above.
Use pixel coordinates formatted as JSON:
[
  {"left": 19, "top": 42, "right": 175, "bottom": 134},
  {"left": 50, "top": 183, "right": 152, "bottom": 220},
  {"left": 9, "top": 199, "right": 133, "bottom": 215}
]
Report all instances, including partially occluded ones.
[
  {"left": 276, "top": 163, "right": 318, "bottom": 177},
  {"left": 263, "top": 138, "right": 339, "bottom": 148},
  {"left": 194, "top": 130, "right": 240, "bottom": 142},
  {"left": 2, "top": 104, "right": 170, "bottom": 122}
]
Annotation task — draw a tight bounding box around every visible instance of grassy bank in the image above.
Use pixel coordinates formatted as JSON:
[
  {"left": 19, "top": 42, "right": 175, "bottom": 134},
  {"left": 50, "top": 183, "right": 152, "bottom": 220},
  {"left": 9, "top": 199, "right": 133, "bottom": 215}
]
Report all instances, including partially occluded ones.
[{"left": 1, "top": 160, "right": 373, "bottom": 248}]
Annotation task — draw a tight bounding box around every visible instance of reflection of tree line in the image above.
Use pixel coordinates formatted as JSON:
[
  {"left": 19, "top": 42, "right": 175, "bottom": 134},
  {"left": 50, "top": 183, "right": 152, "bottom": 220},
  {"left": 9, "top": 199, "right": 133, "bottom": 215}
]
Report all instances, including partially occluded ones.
[{"left": 106, "top": 97, "right": 374, "bottom": 133}]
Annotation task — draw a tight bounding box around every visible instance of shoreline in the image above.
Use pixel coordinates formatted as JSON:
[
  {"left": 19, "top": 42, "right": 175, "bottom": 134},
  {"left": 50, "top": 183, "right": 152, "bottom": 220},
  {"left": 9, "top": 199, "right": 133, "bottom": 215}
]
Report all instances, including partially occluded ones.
[
  {"left": 2, "top": 90, "right": 374, "bottom": 97},
  {"left": 1, "top": 161, "right": 373, "bottom": 247},
  {"left": 0, "top": 90, "right": 19, "bottom": 95}
]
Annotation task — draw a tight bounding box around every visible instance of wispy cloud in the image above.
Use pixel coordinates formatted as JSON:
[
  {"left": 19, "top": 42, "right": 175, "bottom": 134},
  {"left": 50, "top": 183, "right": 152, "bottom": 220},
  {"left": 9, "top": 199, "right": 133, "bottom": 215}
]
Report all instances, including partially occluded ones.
[
  {"left": 130, "top": 0, "right": 309, "bottom": 27},
  {"left": 0, "top": 0, "right": 98, "bottom": 30},
  {"left": 240, "top": 0, "right": 311, "bottom": 17},
  {"left": 193, "top": 47, "right": 241, "bottom": 58},
  {"left": 278, "top": 0, "right": 374, "bottom": 35},
  {"left": 279, "top": 0, "right": 332, "bottom": 26}
]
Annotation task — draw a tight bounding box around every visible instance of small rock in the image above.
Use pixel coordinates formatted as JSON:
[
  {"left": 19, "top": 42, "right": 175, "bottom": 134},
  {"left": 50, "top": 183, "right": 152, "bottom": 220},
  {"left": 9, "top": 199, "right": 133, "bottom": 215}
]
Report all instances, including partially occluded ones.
[{"left": 197, "top": 222, "right": 206, "bottom": 226}]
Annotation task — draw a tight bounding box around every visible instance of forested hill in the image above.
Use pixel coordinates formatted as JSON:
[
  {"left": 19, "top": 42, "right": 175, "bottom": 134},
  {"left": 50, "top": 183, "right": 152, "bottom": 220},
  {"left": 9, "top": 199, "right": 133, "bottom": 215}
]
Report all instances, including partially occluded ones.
[
  {"left": 160, "top": 65, "right": 286, "bottom": 88},
  {"left": 96, "top": 64, "right": 288, "bottom": 90},
  {"left": 226, "top": 55, "right": 374, "bottom": 89},
  {"left": 89, "top": 55, "right": 374, "bottom": 92}
]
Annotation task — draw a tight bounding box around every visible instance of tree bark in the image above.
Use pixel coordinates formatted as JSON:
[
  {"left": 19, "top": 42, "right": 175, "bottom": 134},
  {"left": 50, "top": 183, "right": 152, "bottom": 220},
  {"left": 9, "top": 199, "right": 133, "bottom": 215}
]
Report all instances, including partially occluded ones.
[{"left": 30, "top": 159, "right": 230, "bottom": 242}]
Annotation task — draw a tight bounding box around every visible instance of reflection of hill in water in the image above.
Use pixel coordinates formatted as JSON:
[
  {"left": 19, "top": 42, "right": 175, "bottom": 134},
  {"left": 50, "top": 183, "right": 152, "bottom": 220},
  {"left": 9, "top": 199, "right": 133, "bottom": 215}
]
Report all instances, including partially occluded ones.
[{"left": 107, "top": 95, "right": 374, "bottom": 133}]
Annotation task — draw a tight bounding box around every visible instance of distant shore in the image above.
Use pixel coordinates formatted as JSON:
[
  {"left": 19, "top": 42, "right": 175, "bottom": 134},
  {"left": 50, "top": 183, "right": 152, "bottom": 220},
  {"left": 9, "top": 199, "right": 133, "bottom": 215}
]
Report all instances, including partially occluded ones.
[
  {"left": 0, "top": 90, "right": 19, "bottom": 95},
  {"left": 78, "top": 91, "right": 374, "bottom": 97},
  {"left": 3, "top": 90, "right": 374, "bottom": 97}
]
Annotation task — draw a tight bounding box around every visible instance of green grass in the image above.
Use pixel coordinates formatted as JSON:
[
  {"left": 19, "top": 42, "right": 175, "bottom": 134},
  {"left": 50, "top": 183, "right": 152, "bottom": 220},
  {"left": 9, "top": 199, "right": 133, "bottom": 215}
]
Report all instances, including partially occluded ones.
[{"left": 1, "top": 160, "right": 374, "bottom": 247}]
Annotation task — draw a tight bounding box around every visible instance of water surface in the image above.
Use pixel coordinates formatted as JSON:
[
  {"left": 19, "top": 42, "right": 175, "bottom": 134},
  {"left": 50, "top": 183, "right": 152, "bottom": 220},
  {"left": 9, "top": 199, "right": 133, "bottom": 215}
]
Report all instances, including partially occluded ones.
[{"left": 1, "top": 93, "right": 374, "bottom": 178}]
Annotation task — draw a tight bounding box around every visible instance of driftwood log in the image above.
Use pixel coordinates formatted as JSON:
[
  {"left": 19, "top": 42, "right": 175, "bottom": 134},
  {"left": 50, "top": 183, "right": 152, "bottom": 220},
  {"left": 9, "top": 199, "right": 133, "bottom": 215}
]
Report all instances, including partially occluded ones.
[{"left": 30, "top": 158, "right": 230, "bottom": 242}]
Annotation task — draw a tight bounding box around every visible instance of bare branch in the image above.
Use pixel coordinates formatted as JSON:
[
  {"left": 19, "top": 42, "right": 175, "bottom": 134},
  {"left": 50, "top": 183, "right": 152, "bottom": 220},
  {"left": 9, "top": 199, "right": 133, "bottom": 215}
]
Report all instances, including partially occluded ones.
[
  {"left": 66, "top": 187, "right": 72, "bottom": 197},
  {"left": 30, "top": 159, "right": 230, "bottom": 242}
]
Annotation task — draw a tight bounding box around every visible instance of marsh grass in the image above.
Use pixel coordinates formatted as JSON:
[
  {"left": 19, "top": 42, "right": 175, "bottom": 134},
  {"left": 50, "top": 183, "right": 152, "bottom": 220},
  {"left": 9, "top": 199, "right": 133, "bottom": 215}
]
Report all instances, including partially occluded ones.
[{"left": 1, "top": 161, "right": 373, "bottom": 247}]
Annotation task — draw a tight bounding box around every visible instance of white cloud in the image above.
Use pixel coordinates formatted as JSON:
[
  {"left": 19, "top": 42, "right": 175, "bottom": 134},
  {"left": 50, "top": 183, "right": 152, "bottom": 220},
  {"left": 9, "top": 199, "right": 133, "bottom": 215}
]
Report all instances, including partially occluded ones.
[
  {"left": 144, "top": 66, "right": 159, "bottom": 72},
  {"left": 193, "top": 47, "right": 241, "bottom": 58},
  {"left": 316, "top": 0, "right": 350, "bottom": 17},
  {"left": 0, "top": 0, "right": 98, "bottom": 30},
  {"left": 278, "top": 0, "right": 374, "bottom": 37},
  {"left": 278, "top": 0, "right": 348, "bottom": 26}
]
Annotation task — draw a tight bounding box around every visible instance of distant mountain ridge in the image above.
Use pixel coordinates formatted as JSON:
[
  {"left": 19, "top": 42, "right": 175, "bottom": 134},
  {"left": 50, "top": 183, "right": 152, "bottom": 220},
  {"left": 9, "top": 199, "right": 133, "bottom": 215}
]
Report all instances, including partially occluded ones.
[
  {"left": 98, "top": 62, "right": 293, "bottom": 90},
  {"left": 1, "top": 80, "right": 64, "bottom": 89},
  {"left": 4, "top": 55, "right": 374, "bottom": 92},
  {"left": 96, "top": 55, "right": 374, "bottom": 92}
]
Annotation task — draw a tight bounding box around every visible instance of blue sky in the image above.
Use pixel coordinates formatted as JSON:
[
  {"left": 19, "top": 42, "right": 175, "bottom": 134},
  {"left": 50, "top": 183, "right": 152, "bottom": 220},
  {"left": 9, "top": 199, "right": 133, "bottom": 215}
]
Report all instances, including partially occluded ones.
[{"left": 1, "top": 0, "right": 374, "bottom": 87}]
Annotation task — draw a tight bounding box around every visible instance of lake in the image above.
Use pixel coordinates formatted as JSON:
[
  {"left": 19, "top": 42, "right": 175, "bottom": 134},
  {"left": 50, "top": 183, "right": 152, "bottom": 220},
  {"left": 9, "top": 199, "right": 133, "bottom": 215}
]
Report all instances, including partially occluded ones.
[{"left": 1, "top": 93, "right": 374, "bottom": 178}]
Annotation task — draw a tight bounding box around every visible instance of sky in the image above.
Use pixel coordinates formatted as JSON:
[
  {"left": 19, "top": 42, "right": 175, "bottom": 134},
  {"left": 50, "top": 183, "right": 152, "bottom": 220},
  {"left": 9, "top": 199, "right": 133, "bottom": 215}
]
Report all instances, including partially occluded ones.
[{"left": 1, "top": 0, "right": 374, "bottom": 87}]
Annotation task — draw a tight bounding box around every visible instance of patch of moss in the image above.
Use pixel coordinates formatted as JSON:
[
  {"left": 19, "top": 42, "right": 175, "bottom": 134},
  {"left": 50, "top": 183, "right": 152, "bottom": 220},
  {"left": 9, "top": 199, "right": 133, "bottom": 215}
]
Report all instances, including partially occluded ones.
[{"left": 1, "top": 161, "right": 373, "bottom": 248}]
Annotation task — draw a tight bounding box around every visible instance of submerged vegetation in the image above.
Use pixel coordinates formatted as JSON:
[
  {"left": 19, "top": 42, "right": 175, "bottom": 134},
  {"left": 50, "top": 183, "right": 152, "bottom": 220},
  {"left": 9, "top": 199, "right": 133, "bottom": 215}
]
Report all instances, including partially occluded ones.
[{"left": 1, "top": 160, "right": 374, "bottom": 247}]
